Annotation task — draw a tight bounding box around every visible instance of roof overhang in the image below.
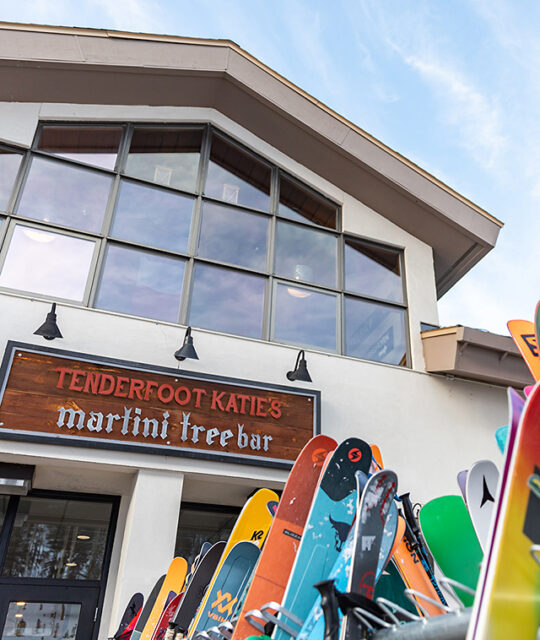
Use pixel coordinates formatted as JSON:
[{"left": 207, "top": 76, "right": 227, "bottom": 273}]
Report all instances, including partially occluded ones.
[
  {"left": 421, "top": 326, "right": 533, "bottom": 388},
  {"left": 0, "top": 23, "right": 503, "bottom": 296}
]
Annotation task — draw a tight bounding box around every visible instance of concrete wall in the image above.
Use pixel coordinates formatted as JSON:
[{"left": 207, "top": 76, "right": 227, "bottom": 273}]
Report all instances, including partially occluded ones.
[{"left": 0, "top": 103, "right": 508, "bottom": 638}]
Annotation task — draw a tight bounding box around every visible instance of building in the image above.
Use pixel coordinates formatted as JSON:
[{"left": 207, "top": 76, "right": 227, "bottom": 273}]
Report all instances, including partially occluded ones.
[{"left": 0, "top": 22, "right": 531, "bottom": 639}]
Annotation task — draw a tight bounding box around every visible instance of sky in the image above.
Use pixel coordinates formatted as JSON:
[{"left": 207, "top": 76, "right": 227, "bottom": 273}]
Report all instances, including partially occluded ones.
[{"left": 0, "top": 0, "right": 538, "bottom": 335}]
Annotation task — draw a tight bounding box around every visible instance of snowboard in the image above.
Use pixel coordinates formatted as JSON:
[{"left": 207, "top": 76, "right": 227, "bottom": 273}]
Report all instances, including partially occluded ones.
[
  {"left": 132, "top": 576, "right": 165, "bottom": 640},
  {"left": 151, "top": 592, "right": 184, "bottom": 640},
  {"left": 273, "top": 437, "right": 372, "bottom": 640},
  {"left": 113, "top": 593, "right": 144, "bottom": 639},
  {"left": 134, "top": 557, "right": 188, "bottom": 640},
  {"left": 340, "top": 470, "right": 397, "bottom": 640},
  {"left": 188, "top": 488, "right": 278, "bottom": 635},
  {"left": 231, "top": 434, "right": 337, "bottom": 640},
  {"left": 419, "top": 495, "right": 482, "bottom": 607},
  {"left": 467, "top": 382, "right": 540, "bottom": 640},
  {"left": 508, "top": 319, "right": 540, "bottom": 380},
  {"left": 174, "top": 541, "right": 226, "bottom": 632},
  {"left": 191, "top": 541, "right": 260, "bottom": 636},
  {"left": 457, "top": 470, "right": 468, "bottom": 503},
  {"left": 465, "top": 460, "right": 499, "bottom": 551}
]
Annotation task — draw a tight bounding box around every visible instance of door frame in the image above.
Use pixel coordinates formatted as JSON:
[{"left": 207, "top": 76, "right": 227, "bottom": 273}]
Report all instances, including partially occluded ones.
[{"left": 0, "top": 489, "right": 119, "bottom": 640}]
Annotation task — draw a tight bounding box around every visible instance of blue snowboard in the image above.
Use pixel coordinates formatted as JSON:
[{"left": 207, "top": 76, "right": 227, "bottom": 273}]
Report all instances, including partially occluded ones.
[{"left": 274, "top": 438, "right": 372, "bottom": 640}]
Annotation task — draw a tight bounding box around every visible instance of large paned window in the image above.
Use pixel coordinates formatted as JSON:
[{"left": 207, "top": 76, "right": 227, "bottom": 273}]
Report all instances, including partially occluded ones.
[{"left": 0, "top": 124, "right": 409, "bottom": 366}]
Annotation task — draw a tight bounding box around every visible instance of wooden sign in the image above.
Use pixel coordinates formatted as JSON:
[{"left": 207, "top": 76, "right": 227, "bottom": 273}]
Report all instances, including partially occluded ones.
[{"left": 0, "top": 343, "right": 319, "bottom": 468}]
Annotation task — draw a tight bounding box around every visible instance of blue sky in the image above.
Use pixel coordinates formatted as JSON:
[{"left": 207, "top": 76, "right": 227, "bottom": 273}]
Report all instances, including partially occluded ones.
[{"left": 1, "top": 0, "right": 538, "bottom": 334}]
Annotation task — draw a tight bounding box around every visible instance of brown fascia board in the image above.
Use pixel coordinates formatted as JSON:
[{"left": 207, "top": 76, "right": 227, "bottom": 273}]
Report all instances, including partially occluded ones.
[
  {"left": 0, "top": 23, "right": 503, "bottom": 296},
  {"left": 421, "top": 326, "right": 534, "bottom": 388}
]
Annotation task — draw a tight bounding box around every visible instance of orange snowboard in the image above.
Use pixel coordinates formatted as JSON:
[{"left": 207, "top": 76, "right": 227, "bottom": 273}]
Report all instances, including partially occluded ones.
[{"left": 231, "top": 434, "right": 337, "bottom": 640}]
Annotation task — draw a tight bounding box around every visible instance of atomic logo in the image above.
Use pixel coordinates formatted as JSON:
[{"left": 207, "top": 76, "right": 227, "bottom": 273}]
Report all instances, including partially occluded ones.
[
  {"left": 348, "top": 448, "right": 363, "bottom": 462},
  {"left": 312, "top": 448, "right": 328, "bottom": 466}
]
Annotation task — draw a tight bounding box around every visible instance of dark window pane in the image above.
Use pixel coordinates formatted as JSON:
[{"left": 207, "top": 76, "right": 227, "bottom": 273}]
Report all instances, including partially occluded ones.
[
  {"left": 175, "top": 505, "right": 238, "bottom": 569},
  {"left": 274, "top": 283, "right": 337, "bottom": 350},
  {"left": 197, "top": 201, "right": 268, "bottom": 270},
  {"left": 0, "top": 149, "right": 23, "bottom": 212},
  {"left": 345, "top": 297, "right": 407, "bottom": 366},
  {"left": 345, "top": 239, "right": 403, "bottom": 303},
  {"left": 37, "top": 125, "right": 122, "bottom": 170},
  {"left": 205, "top": 135, "right": 270, "bottom": 211},
  {"left": 275, "top": 221, "right": 337, "bottom": 288},
  {"left": 2, "top": 497, "right": 112, "bottom": 580},
  {"left": 18, "top": 157, "right": 112, "bottom": 233},
  {"left": 0, "top": 225, "right": 94, "bottom": 301},
  {"left": 2, "top": 602, "right": 81, "bottom": 639},
  {"left": 95, "top": 244, "right": 185, "bottom": 322},
  {"left": 125, "top": 127, "right": 202, "bottom": 192},
  {"left": 189, "top": 263, "right": 265, "bottom": 338},
  {"left": 111, "top": 180, "right": 194, "bottom": 253},
  {"left": 279, "top": 175, "right": 337, "bottom": 229}
]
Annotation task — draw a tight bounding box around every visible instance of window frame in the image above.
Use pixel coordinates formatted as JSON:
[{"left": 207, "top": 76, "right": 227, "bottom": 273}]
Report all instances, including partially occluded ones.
[{"left": 0, "top": 121, "right": 410, "bottom": 368}]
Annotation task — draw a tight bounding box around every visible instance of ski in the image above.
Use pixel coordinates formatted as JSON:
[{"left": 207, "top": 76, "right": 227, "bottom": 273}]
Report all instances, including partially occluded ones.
[
  {"left": 231, "top": 434, "right": 337, "bottom": 640},
  {"left": 465, "top": 459, "right": 499, "bottom": 551},
  {"left": 112, "top": 593, "right": 144, "bottom": 640},
  {"left": 508, "top": 319, "right": 540, "bottom": 380},
  {"left": 273, "top": 437, "right": 372, "bottom": 640}
]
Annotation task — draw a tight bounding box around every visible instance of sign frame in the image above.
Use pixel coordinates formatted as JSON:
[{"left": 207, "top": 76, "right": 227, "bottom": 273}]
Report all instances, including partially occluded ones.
[{"left": 0, "top": 341, "right": 321, "bottom": 470}]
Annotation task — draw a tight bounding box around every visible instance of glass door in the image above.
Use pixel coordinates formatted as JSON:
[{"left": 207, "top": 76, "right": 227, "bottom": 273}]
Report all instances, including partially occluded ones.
[{"left": 0, "top": 491, "right": 118, "bottom": 640}]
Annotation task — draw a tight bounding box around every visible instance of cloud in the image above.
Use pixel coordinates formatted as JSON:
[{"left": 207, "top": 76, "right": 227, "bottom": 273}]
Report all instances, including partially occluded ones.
[{"left": 398, "top": 52, "right": 506, "bottom": 170}]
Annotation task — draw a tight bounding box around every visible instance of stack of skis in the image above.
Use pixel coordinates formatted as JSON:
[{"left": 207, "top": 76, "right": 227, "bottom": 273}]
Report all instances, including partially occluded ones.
[{"left": 111, "top": 309, "right": 540, "bottom": 640}]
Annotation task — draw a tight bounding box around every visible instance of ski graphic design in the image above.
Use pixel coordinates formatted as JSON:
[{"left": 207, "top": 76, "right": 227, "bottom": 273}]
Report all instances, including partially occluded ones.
[
  {"left": 231, "top": 434, "right": 337, "bottom": 640},
  {"left": 467, "top": 382, "right": 540, "bottom": 640},
  {"left": 466, "top": 460, "right": 499, "bottom": 551},
  {"left": 191, "top": 541, "right": 260, "bottom": 636},
  {"left": 113, "top": 593, "right": 144, "bottom": 639},
  {"left": 340, "top": 470, "right": 397, "bottom": 640},
  {"left": 188, "top": 488, "right": 278, "bottom": 635},
  {"left": 508, "top": 319, "right": 540, "bottom": 380},
  {"left": 273, "top": 438, "right": 372, "bottom": 640},
  {"left": 134, "top": 557, "right": 187, "bottom": 640},
  {"left": 151, "top": 592, "right": 184, "bottom": 640}
]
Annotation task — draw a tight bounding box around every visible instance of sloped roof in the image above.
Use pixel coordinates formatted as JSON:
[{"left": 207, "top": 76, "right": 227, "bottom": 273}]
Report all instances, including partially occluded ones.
[{"left": 0, "top": 22, "right": 503, "bottom": 296}]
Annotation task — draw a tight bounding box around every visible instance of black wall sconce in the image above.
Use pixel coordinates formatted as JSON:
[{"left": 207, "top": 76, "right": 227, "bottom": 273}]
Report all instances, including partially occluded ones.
[
  {"left": 174, "top": 326, "right": 199, "bottom": 361},
  {"left": 286, "top": 350, "right": 312, "bottom": 382},
  {"left": 34, "top": 303, "right": 63, "bottom": 340}
]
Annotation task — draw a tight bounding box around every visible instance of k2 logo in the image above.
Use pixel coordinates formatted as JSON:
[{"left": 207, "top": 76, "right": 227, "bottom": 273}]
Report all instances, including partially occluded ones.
[
  {"left": 348, "top": 448, "right": 363, "bottom": 462},
  {"left": 251, "top": 530, "right": 264, "bottom": 541},
  {"left": 211, "top": 590, "right": 237, "bottom": 616}
]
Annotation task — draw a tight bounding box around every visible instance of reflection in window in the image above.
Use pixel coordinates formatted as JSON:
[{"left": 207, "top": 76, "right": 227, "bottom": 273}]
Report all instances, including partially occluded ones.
[
  {"left": 345, "top": 297, "right": 407, "bottom": 365},
  {"left": 275, "top": 221, "right": 337, "bottom": 288},
  {"left": 0, "top": 149, "right": 23, "bottom": 212},
  {"left": 17, "top": 157, "right": 112, "bottom": 233},
  {"left": 2, "top": 497, "right": 112, "bottom": 580},
  {"left": 197, "top": 202, "right": 268, "bottom": 270},
  {"left": 2, "top": 602, "right": 81, "bottom": 640},
  {"left": 37, "top": 125, "right": 122, "bottom": 170},
  {"left": 95, "top": 244, "right": 185, "bottom": 322},
  {"left": 0, "top": 225, "right": 95, "bottom": 301},
  {"left": 125, "top": 127, "right": 203, "bottom": 193},
  {"left": 345, "top": 239, "right": 403, "bottom": 303},
  {"left": 274, "top": 283, "right": 337, "bottom": 351},
  {"left": 189, "top": 263, "right": 265, "bottom": 338},
  {"left": 205, "top": 135, "right": 271, "bottom": 211},
  {"left": 175, "top": 504, "right": 239, "bottom": 569},
  {"left": 111, "top": 180, "right": 194, "bottom": 253},
  {"left": 279, "top": 175, "right": 337, "bottom": 229}
]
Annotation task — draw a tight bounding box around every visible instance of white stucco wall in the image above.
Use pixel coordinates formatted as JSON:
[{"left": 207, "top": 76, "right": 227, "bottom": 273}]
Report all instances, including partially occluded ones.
[{"left": 0, "top": 103, "right": 507, "bottom": 638}]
